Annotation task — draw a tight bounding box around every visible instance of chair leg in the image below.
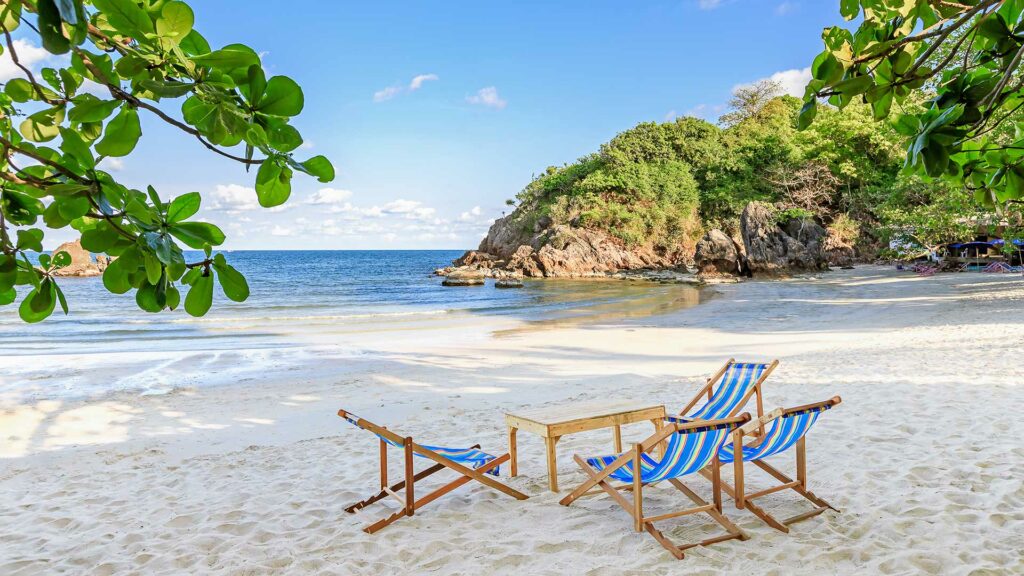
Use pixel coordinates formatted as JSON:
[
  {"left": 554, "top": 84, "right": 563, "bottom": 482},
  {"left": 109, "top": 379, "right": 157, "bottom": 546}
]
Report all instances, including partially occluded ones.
[
  {"left": 736, "top": 458, "right": 838, "bottom": 532},
  {"left": 345, "top": 463, "right": 445, "bottom": 514}
]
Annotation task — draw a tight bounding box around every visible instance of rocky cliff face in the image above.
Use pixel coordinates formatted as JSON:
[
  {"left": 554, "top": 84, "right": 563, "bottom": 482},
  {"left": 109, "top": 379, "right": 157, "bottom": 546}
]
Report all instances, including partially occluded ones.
[
  {"left": 52, "top": 239, "right": 108, "bottom": 277},
  {"left": 459, "top": 214, "right": 688, "bottom": 278}
]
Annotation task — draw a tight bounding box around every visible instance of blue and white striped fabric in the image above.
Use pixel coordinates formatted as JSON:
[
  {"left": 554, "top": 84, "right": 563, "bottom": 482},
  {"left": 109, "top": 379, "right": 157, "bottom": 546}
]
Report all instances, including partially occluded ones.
[
  {"left": 668, "top": 362, "right": 769, "bottom": 424},
  {"left": 717, "top": 409, "right": 822, "bottom": 464},
  {"left": 341, "top": 412, "right": 501, "bottom": 476},
  {"left": 585, "top": 425, "right": 733, "bottom": 484}
]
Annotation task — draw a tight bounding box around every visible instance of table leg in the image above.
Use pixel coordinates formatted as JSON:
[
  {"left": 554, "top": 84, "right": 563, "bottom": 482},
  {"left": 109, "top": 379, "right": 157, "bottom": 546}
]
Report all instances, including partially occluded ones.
[
  {"left": 613, "top": 425, "right": 622, "bottom": 452},
  {"left": 545, "top": 436, "right": 560, "bottom": 492},
  {"left": 651, "top": 418, "right": 665, "bottom": 457},
  {"left": 507, "top": 426, "right": 518, "bottom": 477}
]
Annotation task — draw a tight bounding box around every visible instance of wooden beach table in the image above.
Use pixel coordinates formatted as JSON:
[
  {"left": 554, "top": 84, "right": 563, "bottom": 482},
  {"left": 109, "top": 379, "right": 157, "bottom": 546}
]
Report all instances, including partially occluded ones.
[{"left": 505, "top": 400, "right": 666, "bottom": 492}]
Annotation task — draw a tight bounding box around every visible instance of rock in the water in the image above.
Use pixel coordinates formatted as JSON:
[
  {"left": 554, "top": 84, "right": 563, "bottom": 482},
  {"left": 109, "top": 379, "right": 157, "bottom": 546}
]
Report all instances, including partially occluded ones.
[
  {"left": 51, "top": 239, "right": 102, "bottom": 277},
  {"left": 442, "top": 269, "right": 486, "bottom": 286},
  {"left": 506, "top": 245, "right": 544, "bottom": 278},
  {"left": 740, "top": 202, "right": 827, "bottom": 276},
  {"left": 694, "top": 229, "right": 744, "bottom": 276},
  {"left": 495, "top": 278, "right": 523, "bottom": 288},
  {"left": 452, "top": 250, "right": 499, "bottom": 268}
]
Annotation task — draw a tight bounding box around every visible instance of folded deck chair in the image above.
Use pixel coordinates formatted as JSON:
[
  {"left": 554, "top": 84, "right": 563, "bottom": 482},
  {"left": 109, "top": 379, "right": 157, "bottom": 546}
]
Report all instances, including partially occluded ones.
[
  {"left": 710, "top": 396, "right": 841, "bottom": 532},
  {"left": 559, "top": 414, "right": 752, "bottom": 560},
  {"left": 338, "top": 409, "right": 528, "bottom": 534},
  {"left": 669, "top": 359, "right": 778, "bottom": 437}
]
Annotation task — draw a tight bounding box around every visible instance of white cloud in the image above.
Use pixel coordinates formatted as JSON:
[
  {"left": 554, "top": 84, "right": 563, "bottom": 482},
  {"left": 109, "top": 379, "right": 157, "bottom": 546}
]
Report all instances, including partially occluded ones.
[
  {"left": 271, "top": 225, "right": 293, "bottom": 236},
  {"left": 0, "top": 39, "right": 50, "bottom": 82},
  {"left": 211, "top": 184, "right": 260, "bottom": 211},
  {"left": 698, "top": 0, "right": 723, "bottom": 9},
  {"left": 458, "top": 206, "right": 483, "bottom": 221},
  {"left": 306, "top": 187, "right": 353, "bottom": 204},
  {"left": 776, "top": 2, "right": 797, "bottom": 15},
  {"left": 381, "top": 199, "right": 422, "bottom": 214},
  {"left": 409, "top": 73, "right": 438, "bottom": 90},
  {"left": 98, "top": 157, "right": 125, "bottom": 172},
  {"left": 735, "top": 67, "right": 812, "bottom": 98},
  {"left": 466, "top": 86, "right": 507, "bottom": 109},
  {"left": 374, "top": 73, "right": 439, "bottom": 103},
  {"left": 373, "top": 85, "right": 402, "bottom": 102}
]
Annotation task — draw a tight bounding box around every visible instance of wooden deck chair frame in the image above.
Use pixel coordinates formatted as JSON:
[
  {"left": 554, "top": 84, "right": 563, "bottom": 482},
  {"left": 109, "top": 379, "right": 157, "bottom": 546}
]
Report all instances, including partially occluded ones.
[
  {"left": 704, "top": 396, "right": 841, "bottom": 533},
  {"left": 559, "top": 414, "right": 752, "bottom": 560},
  {"left": 338, "top": 409, "right": 528, "bottom": 534},
  {"left": 675, "top": 358, "right": 779, "bottom": 438}
]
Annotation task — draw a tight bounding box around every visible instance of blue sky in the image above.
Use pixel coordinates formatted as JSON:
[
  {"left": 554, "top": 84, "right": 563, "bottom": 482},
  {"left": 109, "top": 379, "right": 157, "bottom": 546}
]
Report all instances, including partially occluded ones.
[{"left": 22, "top": 0, "right": 846, "bottom": 250}]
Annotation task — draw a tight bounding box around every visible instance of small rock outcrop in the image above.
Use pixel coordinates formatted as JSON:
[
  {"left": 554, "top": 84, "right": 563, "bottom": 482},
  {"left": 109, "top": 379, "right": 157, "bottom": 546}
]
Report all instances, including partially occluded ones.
[
  {"left": 495, "top": 278, "right": 524, "bottom": 288},
  {"left": 694, "top": 229, "right": 744, "bottom": 276},
  {"left": 740, "top": 202, "right": 828, "bottom": 276},
  {"left": 51, "top": 239, "right": 103, "bottom": 277},
  {"left": 442, "top": 269, "right": 486, "bottom": 286}
]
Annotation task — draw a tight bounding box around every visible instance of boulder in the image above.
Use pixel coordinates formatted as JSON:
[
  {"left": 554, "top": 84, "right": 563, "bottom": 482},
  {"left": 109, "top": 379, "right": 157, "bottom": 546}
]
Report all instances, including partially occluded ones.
[
  {"left": 694, "top": 229, "right": 744, "bottom": 276},
  {"left": 823, "top": 230, "right": 855, "bottom": 267},
  {"left": 740, "top": 202, "right": 828, "bottom": 276},
  {"left": 442, "top": 268, "right": 486, "bottom": 286},
  {"left": 506, "top": 245, "right": 544, "bottom": 278},
  {"left": 495, "top": 278, "right": 524, "bottom": 288},
  {"left": 51, "top": 239, "right": 102, "bottom": 277},
  {"left": 452, "top": 250, "right": 499, "bottom": 268}
]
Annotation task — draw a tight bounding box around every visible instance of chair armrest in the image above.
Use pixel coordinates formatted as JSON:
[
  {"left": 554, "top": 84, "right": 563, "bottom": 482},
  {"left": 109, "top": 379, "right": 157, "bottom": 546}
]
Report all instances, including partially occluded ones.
[{"left": 735, "top": 407, "right": 783, "bottom": 437}]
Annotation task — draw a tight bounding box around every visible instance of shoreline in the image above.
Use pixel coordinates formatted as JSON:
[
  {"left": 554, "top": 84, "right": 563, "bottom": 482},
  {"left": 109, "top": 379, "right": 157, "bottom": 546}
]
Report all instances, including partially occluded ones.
[{"left": 3, "top": 266, "right": 1023, "bottom": 574}]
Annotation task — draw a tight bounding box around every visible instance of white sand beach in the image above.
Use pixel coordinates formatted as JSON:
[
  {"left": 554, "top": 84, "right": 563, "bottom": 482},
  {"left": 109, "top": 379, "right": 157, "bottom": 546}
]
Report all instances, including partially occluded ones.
[{"left": 2, "top": 266, "right": 1023, "bottom": 575}]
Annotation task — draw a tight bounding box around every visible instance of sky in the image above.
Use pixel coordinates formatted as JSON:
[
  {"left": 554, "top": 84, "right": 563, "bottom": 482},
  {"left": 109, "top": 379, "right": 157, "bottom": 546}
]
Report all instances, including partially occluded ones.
[{"left": 12, "top": 0, "right": 849, "bottom": 250}]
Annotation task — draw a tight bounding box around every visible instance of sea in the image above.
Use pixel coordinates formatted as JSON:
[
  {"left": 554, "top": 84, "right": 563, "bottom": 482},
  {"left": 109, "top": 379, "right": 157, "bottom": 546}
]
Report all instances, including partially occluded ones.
[{"left": 0, "top": 250, "right": 703, "bottom": 401}]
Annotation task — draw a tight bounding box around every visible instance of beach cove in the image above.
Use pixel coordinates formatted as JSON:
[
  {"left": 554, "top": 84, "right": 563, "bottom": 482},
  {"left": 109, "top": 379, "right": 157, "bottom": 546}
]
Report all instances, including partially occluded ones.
[{"left": 2, "top": 266, "right": 1021, "bottom": 574}]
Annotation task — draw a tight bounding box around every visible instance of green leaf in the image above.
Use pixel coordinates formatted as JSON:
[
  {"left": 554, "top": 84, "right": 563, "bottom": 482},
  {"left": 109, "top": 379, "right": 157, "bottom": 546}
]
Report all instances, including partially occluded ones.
[
  {"left": 212, "top": 254, "right": 248, "bottom": 302},
  {"left": 259, "top": 76, "right": 304, "bottom": 116},
  {"left": 192, "top": 48, "right": 259, "bottom": 70},
  {"left": 20, "top": 107, "right": 66, "bottom": 142},
  {"left": 135, "top": 281, "right": 165, "bottom": 312},
  {"left": 0, "top": 0, "right": 22, "bottom": 32},
  {"left": 95, "top": 106, "right": 142, "bottom": 157},
  {"left": 5, "top": 78, "right": 35, "bottom": 102},
  {"left": 16, "top": 228, "right": 43, "bottom": 252},
  {"left": 797, "top": 100, "right": 817, "bottom": 131},
  {"left": 81, "top": 225, "right": 118, "bottom": 252},
  {"left": 169, "top": 221, "right": 225, "bottom": 248},
  {"left": 255, "top": 159, "right": 292, "bottom": 207},
  {"left": 839, "top": 0, "right": 858, "bottom": 20},
  {"left": 102, "top": 255, "right": 132, "bottom": 294},
  {"left": 166, "top": 191, "right": 201, "bottom": 223},
  {"left": 267, "top": 123, "right": 302, "bottom": 152},
  {"left": 833, "top": 75, "right": 873, "bottom": 97},
  {"left": 138, "top": 79, "right": 194, "bottom": 98},
  {"left": 19, "top": 283, "right": 55, "bottom": 322},
  {"left": 184, "top": 271, "right": 213, "bottom": 316},
  {"left": 0, "top": 255, "right": 17, "bottom": 293},
  {"left": 52, "top": 250, "right": 72, "bottom": 268},
  {"left": 143, "top": 251, "right": 162, "bottom": 285},
  {"left": 59, "top": 126, "right": 96, "bottom": 169},
  {"left": 155, "top": 1, "right": 193, "bottom": 43},
  {"left": 69, "top": 96, "right": 122, "bottom": 123},
  {"left": 54, "top": 281, "right": 68, "bottom": 315},
  {"left": 0, "top": 288, "right": 16, "bottom": 306},
  {"left": 92, "top": 0, "right": 154, "bottom": 36},
  {"left": 297, "top": 155, "right": 335, "bottom": 183},
  {"left": 37, "top": 0, "right": 70, "bottom": 54}
]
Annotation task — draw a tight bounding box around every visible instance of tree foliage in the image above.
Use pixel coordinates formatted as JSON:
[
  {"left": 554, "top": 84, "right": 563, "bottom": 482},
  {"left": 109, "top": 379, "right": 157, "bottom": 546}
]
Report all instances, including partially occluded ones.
[
  {"left": 802, "top": 0, "right": 1024, "bottom": 210},
  {"left": 0, "top": 0, "right": 334, "bottom": 322}
]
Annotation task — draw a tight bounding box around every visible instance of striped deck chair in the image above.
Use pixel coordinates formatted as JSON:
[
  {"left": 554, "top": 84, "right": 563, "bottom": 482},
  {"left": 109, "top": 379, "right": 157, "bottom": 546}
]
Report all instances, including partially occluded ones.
[
  {"left": 559, "top": 414, "right": 752, "bottom": 560},
  {"left": 710, "top": 396, "right": 842, "bottom": 532},
  {"left": 669, "top": 359, "right": 778, "bottom": 437},
  {"left": 338, "top": 409, "right": 528, "bottom": 534}
]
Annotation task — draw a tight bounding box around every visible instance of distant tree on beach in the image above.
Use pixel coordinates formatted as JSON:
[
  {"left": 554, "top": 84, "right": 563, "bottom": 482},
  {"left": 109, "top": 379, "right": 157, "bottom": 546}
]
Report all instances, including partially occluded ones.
[
  {"left": 802, "top": 1, "right": 1024, "bottom": 211},
  {"left": 0, "top": 0, "right": 334, "bottom": 322}
]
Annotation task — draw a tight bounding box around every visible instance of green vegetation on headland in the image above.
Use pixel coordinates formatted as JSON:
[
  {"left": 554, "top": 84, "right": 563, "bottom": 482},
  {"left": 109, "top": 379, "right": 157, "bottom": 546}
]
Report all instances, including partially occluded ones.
[{"left": 505, "top": 82, "right": 978, "bottom": 261}]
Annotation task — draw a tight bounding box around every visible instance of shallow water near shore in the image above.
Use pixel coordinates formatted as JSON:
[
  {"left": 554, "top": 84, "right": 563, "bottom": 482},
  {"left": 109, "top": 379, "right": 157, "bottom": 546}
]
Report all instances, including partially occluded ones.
[{"left": 0, "top": 250, "right": 703, "bottom": 402}]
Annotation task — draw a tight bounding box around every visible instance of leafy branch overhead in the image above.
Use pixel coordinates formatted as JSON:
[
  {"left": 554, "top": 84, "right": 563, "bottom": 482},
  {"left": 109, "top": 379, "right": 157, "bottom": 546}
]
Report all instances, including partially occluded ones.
[
  {"left": 0, "top": 0, "right": 334, "bottom": 322},
  {"left": 803, "top": 0, "right": 1024, "bottom": 208}
]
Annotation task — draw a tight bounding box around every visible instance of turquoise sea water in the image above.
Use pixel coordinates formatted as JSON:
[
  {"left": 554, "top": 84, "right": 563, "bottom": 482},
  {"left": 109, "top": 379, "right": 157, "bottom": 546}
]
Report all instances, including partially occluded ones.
[{"left": 0, "top": 250, "right": 702, "bottom": 399}]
